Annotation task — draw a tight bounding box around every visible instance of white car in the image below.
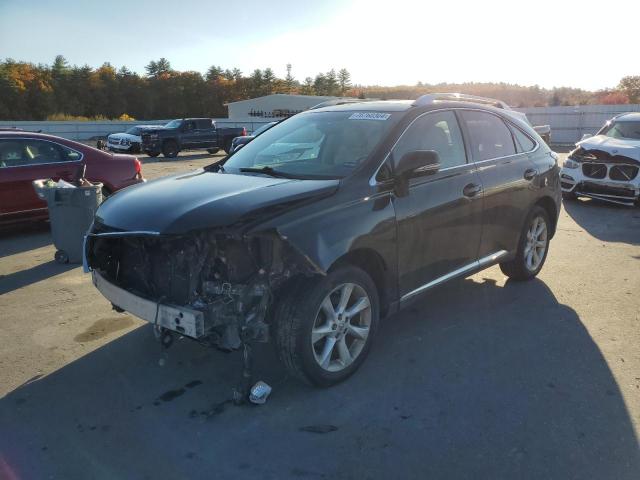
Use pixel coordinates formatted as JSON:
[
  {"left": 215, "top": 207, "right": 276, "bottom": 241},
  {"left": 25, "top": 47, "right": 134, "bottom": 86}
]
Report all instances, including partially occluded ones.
[
  {"left": 107, "top": 125, "right": 161, "bottom": 153},
  {"left": 561, "top": 113, "right": 640, "bottom": 206}
]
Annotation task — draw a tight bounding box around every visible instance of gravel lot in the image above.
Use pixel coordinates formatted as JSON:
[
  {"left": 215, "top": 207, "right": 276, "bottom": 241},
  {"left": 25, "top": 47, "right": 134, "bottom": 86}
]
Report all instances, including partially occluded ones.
[{"left": 1, "top": 152, "right": 639, "bottom": 479}]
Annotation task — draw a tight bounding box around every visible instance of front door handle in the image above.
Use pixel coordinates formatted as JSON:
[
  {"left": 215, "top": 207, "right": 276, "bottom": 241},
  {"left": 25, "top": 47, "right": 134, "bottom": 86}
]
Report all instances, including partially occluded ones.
[
  {"left": 463, "top": 183, "right": 482, "bottom": 198},
  {"left": 524, "top": 168, "right": 538, "bottom": 181}
]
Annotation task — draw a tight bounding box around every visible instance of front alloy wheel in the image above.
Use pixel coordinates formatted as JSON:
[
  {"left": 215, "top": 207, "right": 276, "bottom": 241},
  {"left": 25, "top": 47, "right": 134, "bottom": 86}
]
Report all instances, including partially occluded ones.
[
  {"left": 311, "top": 283, "right": 372, "bottom": 372},
  {"left": 274, "top": 266, "right": 379, "bottom": 386}
]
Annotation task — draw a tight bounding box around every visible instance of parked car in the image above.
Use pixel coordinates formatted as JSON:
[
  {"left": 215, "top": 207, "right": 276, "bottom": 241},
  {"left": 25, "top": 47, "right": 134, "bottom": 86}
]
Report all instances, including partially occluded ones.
[
  {"left": 561, "top": 113, "right": 640, "bottom": 206},
  {"left": 229, "top": 121, "right": 278, "bottom": 153},
  {"left": 141, "top": 118, "right": 246, "bottom": 158},
  {"left": 106, "top": 125, "right": 162, "bottom": 153},
  {"left": 85, "top": 94, "right": 560, "bottom": 387},
  {"left": 0, "top": 131, "right": 144, "bottom": 226}
]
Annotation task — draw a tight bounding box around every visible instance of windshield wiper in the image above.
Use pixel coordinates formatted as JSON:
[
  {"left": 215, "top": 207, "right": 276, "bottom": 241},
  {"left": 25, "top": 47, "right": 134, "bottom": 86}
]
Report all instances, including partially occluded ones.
[{"left": 239, "top": 166, "right": 298, "bottom": 178}]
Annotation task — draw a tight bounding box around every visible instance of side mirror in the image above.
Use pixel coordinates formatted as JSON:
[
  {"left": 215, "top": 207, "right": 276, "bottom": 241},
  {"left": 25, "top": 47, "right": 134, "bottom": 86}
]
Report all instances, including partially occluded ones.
[
  {"left": 396, "top": 150, "right": 440, "bottom": 179},
  {"left": 393, "top": 150, "right": 440, "bottom": 197},
  {"left": 581, "top": 133, "right": 593, "bottom": 141}
]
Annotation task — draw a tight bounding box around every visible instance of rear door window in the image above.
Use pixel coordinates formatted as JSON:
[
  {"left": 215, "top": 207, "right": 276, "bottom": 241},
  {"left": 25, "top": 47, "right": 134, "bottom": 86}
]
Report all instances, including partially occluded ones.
[
  {"left": 460, "top": 111, "right": 517, "bottom": 161},
  {"left": 196, "top": 119, "right": 211, "bottom": 129}
]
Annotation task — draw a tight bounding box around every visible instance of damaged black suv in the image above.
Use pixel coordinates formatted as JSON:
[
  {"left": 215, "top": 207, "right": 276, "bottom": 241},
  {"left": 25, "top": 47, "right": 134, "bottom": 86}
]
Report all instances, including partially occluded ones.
[{"left": 85, "top": 94, "right": 561, "bottom": 387}]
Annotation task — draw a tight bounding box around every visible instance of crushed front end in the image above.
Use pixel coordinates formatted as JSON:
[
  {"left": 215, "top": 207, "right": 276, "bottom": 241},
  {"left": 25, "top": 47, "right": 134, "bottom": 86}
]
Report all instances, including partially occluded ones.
[
  {"left": 561, "top": 147, "right": 640, "bottom": 205},
  {"left": 85, "top": 222, "right": 316, "bottom": 351}
]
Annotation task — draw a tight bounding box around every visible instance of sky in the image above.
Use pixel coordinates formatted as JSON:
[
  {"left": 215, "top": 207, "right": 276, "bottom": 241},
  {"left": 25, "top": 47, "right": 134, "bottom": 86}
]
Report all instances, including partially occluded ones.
[{"left": 1, "top": 0, "right": 638, "bottom": 91}]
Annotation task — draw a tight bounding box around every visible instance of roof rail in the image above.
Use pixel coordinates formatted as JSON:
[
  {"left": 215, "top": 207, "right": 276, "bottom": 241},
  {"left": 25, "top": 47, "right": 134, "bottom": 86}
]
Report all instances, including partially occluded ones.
[
  {"left": 413, "top": 93, "right": 511, "bottom": 110},
  {"left": 309, "top": 98, "right": 371, "bottom": 110}
]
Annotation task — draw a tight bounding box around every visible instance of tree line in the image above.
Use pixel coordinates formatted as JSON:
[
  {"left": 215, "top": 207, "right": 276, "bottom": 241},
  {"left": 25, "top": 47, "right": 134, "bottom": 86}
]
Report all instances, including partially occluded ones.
[{"left": 1, "top": 55, "right": 639, "bottom": 121}]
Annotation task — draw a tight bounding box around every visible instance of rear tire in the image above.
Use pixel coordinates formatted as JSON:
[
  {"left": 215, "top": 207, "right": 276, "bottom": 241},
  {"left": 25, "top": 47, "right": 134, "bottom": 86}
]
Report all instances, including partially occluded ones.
[
  {"left": 500, "top": 206, "right": 550, "bottom": 281},
  {"left": 273, "top": 266, "right": 379, "bottom": 387},
  {"left": 162, "top": 140, "right": 179, "bottom": 158}
]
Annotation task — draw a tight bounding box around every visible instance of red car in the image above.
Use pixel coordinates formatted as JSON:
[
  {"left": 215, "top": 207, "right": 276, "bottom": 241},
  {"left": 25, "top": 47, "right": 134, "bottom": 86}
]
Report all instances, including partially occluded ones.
[{"left": 0, "top": 131, "right": 144, "bottom": 226}]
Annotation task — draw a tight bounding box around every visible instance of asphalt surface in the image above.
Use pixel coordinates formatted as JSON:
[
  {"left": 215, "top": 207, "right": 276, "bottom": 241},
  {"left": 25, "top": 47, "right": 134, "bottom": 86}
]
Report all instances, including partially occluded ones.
[{"left": 1, "top": 152, "right": 639, "bottom": 479}]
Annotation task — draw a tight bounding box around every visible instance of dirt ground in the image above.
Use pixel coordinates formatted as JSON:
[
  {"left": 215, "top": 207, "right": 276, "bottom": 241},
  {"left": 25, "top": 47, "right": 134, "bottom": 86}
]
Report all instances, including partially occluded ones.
[{"left": 0, "top": 152, "right": 639, "bottom": 479}]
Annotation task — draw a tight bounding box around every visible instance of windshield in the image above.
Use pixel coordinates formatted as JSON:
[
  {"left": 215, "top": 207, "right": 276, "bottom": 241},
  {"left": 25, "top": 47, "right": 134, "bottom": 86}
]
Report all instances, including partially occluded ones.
[
  {"left": 125, "top": 127, "right": 141, "bottom": 135},
  {"left": 164, "top": 119, "right": 182, "bottom": 129},
  {"left": 601, "top": 121, "right": 640, "bottom": 140},
  {"left": 224, "top": 111, "right": 399, "bottom": 178},
  {"left": 252, "top": 123, "right": 276, "bottom": 136}
]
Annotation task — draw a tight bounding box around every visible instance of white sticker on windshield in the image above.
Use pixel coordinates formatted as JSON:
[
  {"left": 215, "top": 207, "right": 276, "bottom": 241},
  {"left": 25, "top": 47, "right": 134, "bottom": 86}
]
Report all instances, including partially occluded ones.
[{"left": 348, "top": 112, "right": 391, "bottom": 121}]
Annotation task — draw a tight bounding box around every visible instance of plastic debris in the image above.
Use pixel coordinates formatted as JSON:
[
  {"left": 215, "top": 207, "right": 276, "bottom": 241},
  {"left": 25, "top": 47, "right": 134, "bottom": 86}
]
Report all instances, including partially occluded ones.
[{"left": 248, "top": 381, "right": 272, "bottom": 405}]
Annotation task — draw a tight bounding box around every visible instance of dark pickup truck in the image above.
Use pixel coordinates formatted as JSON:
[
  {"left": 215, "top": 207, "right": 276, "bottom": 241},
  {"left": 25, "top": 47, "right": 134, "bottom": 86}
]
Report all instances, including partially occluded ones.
[{"left": 141, "top": 118, "right": 246, "bottom": 158}]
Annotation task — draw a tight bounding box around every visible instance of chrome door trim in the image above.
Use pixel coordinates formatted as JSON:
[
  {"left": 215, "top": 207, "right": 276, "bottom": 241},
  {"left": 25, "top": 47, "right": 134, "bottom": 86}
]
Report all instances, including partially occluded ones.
[{"left": 400, "top": 250, "right": 508, "bottom": 303}]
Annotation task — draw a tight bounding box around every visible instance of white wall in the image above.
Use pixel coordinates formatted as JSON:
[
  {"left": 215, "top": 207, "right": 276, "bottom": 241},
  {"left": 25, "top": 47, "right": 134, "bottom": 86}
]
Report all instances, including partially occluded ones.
[
  {"left": 515, "top": 104, "right": 640, "bottom": 144},
  {"left": 5, "top": 103, "right": 640, "bottom": 144},
  {"left": 0, "top": 119, "right": 275, "bottom": 141}
]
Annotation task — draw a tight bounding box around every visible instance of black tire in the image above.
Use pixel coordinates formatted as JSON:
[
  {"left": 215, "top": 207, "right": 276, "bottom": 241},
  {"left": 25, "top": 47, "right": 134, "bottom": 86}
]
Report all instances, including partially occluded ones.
[
  {"left": 206, "top": 148, "right": 220, "bottom": 154},
  {"left": 162, "top": 140, "right": 179, "bottom": 158},
  {"left": 146, "top": 151, "right": 160, "bottom": 158},
  {"left": 273, "top": 266, "right": 379, "bottom": 387},
  {"left": 223, "top": 141, "right": 233, "bottom": 155},
  {"left": 55, "top": 250, "right": 69, "bottom": 264},
  {"left": 500, "top": 206, "right": 550, "bottom": 281},
  {"left": 562, "top": 191, "right": 576, "bottom": 201}
]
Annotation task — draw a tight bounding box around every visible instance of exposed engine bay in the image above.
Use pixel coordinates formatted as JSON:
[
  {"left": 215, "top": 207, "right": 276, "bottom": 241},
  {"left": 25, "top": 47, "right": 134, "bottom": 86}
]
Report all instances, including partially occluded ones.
[{"left": 86, "top": 223, "right": 317, "bottom": 351}]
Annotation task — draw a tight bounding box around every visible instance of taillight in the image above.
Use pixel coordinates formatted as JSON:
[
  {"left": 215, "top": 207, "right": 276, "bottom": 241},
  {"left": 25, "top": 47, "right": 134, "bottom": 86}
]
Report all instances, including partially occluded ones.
[
  {"left": 134, "top": 158, "right": 141, "bottom": 173},
  {"left": 242, "top": 127, "right": 247, "bottom": 136}
]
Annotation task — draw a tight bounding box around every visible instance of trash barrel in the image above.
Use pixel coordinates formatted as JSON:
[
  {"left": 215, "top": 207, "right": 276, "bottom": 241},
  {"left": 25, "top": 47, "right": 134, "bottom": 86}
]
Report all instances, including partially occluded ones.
[{"left": 33, "top": 180, "right": 103, "bottom": 264}]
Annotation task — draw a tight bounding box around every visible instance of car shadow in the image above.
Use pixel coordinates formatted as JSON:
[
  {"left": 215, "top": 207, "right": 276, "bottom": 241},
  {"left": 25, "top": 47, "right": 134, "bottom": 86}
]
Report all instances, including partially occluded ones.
[
  {"left": 1, "top": 276, "right": 638, "bottom": 479},
  {"left": 0, "top": 222, "right": 52, "bottom": 259},
  {"left": 563, "top": 198, "right": 640, "bottom": 245},
  {"left": 0, "top": 260, "right": 76, "bottom": 295}
]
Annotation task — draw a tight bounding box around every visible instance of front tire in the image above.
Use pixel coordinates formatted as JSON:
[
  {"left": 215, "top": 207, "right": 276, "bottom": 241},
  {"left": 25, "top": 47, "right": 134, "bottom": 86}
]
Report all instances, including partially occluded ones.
[
  {"left": 274, "top": 266, "right": 379, "bottom": 387},
  {"left": 162, "top": 140, "right": 179, "bottom": 158},
  {"left": 500, "top": 206, "right": 550, "bottom": 281},
  {"left": 206, "top": 148, "right": 220, "bottom": 154},
  {"left": 146, "top": 151, "right": 160, "bottom": 158}
]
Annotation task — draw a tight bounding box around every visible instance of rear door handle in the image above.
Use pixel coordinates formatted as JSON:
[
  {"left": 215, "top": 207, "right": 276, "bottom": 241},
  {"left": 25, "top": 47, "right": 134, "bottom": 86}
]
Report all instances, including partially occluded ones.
[
  {"left": 463, "top": 183, "right": 482, "bottom": 198},
  {"left": 524, "top": 168, "right": 538, "bottom": 180}
]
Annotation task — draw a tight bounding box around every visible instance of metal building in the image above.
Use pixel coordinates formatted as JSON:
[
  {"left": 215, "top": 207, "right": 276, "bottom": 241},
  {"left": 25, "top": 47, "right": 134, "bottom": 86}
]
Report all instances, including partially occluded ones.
[{"left": 226, "top": 94, "right": 354, "bottom": 120}]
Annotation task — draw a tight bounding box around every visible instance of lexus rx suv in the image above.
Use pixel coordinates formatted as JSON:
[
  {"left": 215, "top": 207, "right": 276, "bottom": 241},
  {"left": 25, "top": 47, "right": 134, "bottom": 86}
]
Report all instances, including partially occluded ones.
[{"left": 85, "top": 94, "right": 560, "bottom": 387}]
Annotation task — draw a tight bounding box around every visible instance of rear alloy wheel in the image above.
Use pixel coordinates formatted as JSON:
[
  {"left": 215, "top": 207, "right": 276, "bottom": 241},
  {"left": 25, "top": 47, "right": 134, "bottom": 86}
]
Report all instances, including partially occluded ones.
[
  {"left": 500, "top": 206, "right": 550, "bottom": 281},
  {"left": 274, "top": 266, "right": 379, "bottom": 386},
  {"left": 162, "top": 140, "right": 179, "bottom": 158}
]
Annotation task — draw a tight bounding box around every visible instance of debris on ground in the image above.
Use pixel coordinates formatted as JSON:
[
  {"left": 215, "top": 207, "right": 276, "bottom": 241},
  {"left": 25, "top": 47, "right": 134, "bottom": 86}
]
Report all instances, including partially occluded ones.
[
  {"left": 249, "top": 381, "right": 272, "bottom": 405},
  {"left": 299, "top": 425, "right": 338, "bottom": 434}
]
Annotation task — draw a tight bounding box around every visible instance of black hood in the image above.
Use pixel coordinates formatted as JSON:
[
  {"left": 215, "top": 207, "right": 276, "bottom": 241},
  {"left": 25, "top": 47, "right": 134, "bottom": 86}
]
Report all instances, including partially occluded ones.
[{"left": 95, "top": 169, "right": 339, "bottom": 234}]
